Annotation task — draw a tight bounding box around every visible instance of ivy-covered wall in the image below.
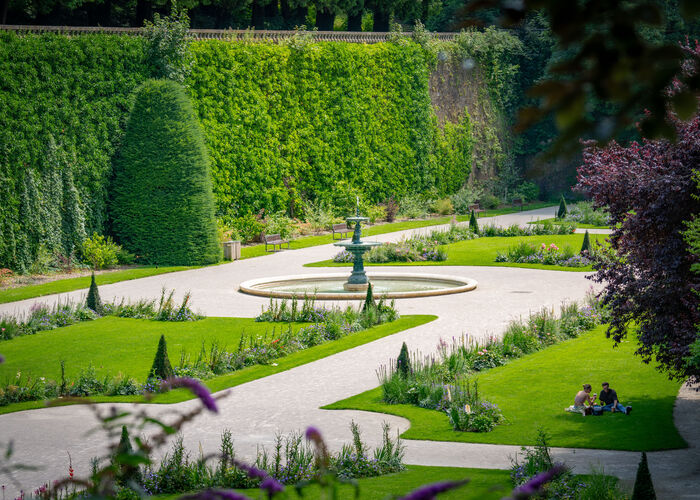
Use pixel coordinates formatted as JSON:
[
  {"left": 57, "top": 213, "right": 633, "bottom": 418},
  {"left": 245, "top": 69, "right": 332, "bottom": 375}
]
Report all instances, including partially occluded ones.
[{"left": 0, "top": 30, "right": 517, "bottom": 271}]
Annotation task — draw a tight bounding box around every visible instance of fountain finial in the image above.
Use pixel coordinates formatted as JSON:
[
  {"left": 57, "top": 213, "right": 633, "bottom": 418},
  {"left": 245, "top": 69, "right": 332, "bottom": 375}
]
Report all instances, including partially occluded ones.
[{"left": 356, "top": 196, "right": 360, "bottom": 217}]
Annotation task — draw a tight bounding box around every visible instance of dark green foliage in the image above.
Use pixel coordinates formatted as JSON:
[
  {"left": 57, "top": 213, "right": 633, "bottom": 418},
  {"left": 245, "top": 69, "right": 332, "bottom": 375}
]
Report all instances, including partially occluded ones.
[
  {"left": 0, "top": 33, "right": 150, "bottom": 271},
  {"left": 114, "top": 425, "right": 143, "bottom": 486},
  {"left": 469, "top": 210, "right": 479, "bottom": 234},
  {"left": 396, "top": 342, "right": 410, "bottom": 378},
  {"left": 363, "top": 283, "right": 375, "bottom": 312},
  {"left": 111, "top": 79, "right": 220, "bottom": 265},
  {"left": 149, "top": 334, "right": 173, "bottom": 381},
  {"left": 580, "top": 230, "right": 591, "bottom": 254},
  {"left": 557, "top": 195, "right": 568, "bottom": 219},
  {"left": 86, "top": 273, "right": 103, "bottom": 315},
  {"left": 632, "top": 452, "right": 656, "bottom": 500}
]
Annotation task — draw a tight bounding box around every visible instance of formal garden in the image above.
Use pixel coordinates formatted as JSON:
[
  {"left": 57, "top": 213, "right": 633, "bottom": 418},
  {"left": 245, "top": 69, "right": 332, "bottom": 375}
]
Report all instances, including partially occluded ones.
[{"left": 0, "top": 2, "right": 699, "bottom": 500}]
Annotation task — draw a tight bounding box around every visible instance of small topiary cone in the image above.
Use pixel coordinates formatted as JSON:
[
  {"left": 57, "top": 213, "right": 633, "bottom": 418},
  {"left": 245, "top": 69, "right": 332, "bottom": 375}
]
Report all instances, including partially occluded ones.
[
  {"left": 557, "top": 195, "right": 568, "bottom": 219},
  {"left": 86, "top": 272, "right": 103, "bottom": 314},
  {"left": 469, "top": 210, "right": 479, "bottom": 234},
  {"left": 114, "top": 425, "right": 143, "bottom": 486},
  {"left": 396, "top": 341, "right": 410, "bottom": 378},
  {"left": 631, "top": 452, "right": 656, "bottom": 500},
  {"left": 581, "top": 230, "right": 591, "bottom": 254},
  {"left": 363, "top": 283, "right": 375, "bottom": 312},
  {"left": 149, "top": 334, "right": 173, "bottom": 381}
]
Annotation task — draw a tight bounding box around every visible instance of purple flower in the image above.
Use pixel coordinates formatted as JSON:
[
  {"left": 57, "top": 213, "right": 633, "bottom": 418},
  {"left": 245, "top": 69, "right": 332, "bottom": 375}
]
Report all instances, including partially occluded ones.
[
  {"left": 511, "top": 465, "right": 567, "bottom": 498},
  {"left": 161, "top": 377, "right": 218, "bottom": 413},
  {"left": 399, "top": 479, "right": 470, "bottom": 499},
  {"left": 260, "top": 477, "right": 284, "bottom": 495},
  {"left": 181, "top": 489, "right": 252, "bottom": 500},
  {"left": 232, "top": 459, "right": 267, "bottom": 480},
  {"left": 305, "top": 426, "right": 322, "bottom": 443},
  {"left": 0, "top": 353, "right": 4, "bottom": 364}
]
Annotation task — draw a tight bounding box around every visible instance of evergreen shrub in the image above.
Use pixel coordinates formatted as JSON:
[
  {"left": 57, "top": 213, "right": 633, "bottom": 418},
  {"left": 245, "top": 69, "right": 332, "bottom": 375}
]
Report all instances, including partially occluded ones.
[
  {"left": 581, "top": 230, "right": 591, "bottom": 254},
  {"left": 557, "top": 195, "right": 568, "bottom": 219},
  {"left": 111, "top": 79, "right": 220, "bottom": 265},
  {"left": 469, "top": 210, "right": 479, "bottom": 234},
  {"left": 632, "top": 452, "right": 656, "bottom": 500},
  {"left": 149, "top": 334, "right": 174, "bottom": 381},
  {"left": 86, "top": 273, "right": 103, "bottom": 314},
  {"left": 396, "top": 342, "right": 410, "bottom": 378}
]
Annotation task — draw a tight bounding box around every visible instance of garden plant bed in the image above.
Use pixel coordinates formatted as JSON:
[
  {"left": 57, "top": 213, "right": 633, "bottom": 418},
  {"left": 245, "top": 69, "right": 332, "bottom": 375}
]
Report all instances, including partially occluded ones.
[
  {"left": 0, "top": 315, "right": 435, "bottom": 414},
  {"left": 308, "top": 233, "right": 608, "bottom": 272},
  {"left": 526, "top": 218, "right": 610, "bottom": 229},
  {"left": 323, "top": 326, "right": 685, "bottom": 451}
]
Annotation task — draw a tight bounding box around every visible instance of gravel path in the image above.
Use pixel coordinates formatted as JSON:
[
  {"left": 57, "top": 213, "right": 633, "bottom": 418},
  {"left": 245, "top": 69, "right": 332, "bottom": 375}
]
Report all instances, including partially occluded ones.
[{"left": 0, "top": 207, "right": 694, "bottom": 499}]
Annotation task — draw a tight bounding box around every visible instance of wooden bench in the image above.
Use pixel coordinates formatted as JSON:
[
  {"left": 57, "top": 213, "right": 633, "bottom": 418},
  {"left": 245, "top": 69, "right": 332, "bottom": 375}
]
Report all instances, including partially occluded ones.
[
  {"left": 512, "top": 198, "right": 524, "bottom": 211},
  {"left": 332, "top": 223, "right": 352, "bottom": 240},
  {"left": 263, "top": 233, "right": 290, "bottom": 252},
  {"left": 468, "top": 204, "right": 484, "bottom": 218}
]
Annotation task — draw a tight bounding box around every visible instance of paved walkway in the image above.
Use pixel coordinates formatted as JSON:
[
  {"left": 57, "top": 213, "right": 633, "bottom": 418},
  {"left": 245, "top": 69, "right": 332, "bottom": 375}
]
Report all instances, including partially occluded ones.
[{"left": 0, "top": 208, "right": 695, "bottom": 499}]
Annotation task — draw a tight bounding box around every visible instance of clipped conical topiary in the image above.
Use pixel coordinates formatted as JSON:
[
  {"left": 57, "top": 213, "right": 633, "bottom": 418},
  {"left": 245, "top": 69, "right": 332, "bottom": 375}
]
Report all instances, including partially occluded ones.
[
  {"left": 149, "top": 334, "right": 173, "bottom": 381},
  {"left": 86, "top": 272, "right": 103, "bottom": 314},
  {"left": 469, "top": 210, "right": 479, "bottom": 234},
  {"left": 363, "top": 283, "right": 375, "bottom": 312},
  {"left": 557, "top": 195, "right": 568, "bottom": 219},
  {"left": 396, "top": 342, "right": 410, "bottom": 378},
  {"left": 111, "top": 79, "right": 220, "bottom": 265},
  {"left": 581, "top": 230, "right": 591, "bottom": 254},
  {"left": 632, "top": 452, "right": 656, "bottom": 500},
  {"left": 114, "top": 425, "right": 143, "bottom": 486}
]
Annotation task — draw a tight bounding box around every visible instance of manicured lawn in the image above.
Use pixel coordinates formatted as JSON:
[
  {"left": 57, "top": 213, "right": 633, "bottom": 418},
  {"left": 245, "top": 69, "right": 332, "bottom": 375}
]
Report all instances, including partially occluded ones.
[
  {"left": 0, "top": 315, "right": 435, "bottom": 414},
  {"left": 156, "top": 465, "right": 512, "bottom": 500},
  {"left": 307, "top": 233, "right": 609, "bottom": 272},
  {"left": 527, "top": 218, "right": 609, "bottom": 229},
  {"left": 0, "top": 204, "right": 555, "bottom": 305},
  {"left": 323, "top": 326, "right": 685, "bottom": 451},
  {"left": 0, "top": 266, "right": 196, "bottom": 305}
]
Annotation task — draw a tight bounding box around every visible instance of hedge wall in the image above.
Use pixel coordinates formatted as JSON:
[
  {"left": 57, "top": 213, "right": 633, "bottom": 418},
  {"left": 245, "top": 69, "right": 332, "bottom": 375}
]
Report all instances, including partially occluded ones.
[
  {"left": 0, "top": 32, "right": 150, "bottom": 271},
  {"left": 0, "top": 32, "right": 509, "bottom": 271}
]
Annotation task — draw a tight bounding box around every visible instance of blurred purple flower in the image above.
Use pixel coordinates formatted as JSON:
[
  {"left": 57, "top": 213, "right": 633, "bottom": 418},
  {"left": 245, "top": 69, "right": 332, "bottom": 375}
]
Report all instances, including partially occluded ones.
[
  {"left": 512, "top": 465, "right": 567, "bottom": 498},
  {"left": 0, "top": 353, "right": 4, "bottom": 364},
  {"left": 161, "top": 377, "right": 218, "bottom": 413},
  {"left": 260, "top": 477, "right": 284, "bottom": 495},
  {"left": 305, "top": 426, "right": 322, "bottom": 442},
  {"left": 232, "top": 459, "right": 267, "bottom": 480},
  {"left": 181, "top": 489, "right": 252, "bottom": 500},
  {"left": 399, "top": 479, "right": 470, "bottom": 499}
]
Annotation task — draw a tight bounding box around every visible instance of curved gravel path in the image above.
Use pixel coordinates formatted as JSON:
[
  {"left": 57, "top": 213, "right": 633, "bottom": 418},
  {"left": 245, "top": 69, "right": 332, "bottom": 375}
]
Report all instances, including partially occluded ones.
[{"left": 0, "top": 207, "right": 695, "bottom": 499}]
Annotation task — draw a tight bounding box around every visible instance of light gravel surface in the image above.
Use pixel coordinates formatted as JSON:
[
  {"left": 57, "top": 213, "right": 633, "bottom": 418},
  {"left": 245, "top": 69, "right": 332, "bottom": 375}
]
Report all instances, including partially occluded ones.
[{"left": 0, "top": 207, "right": 695, "bottom": 499}]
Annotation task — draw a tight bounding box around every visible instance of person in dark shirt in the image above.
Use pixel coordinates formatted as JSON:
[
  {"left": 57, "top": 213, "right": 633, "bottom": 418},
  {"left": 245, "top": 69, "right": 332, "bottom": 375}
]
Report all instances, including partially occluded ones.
[{"left": 599, "top": 382, "right": 632, "bottom": 415}]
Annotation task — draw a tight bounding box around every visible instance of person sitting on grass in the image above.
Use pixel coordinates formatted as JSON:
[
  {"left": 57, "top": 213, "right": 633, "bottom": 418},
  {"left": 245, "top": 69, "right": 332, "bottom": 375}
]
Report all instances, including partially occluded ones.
[
  {"left": 599, "top": 382, "right": 632, "bottom": 415},
  {"left": 566, "top": 383, "right": 596, "bottom": 416}
]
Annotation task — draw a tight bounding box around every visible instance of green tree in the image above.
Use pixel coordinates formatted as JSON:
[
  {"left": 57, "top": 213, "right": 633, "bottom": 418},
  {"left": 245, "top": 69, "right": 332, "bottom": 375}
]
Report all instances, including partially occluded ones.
[
  {"left": 111, "top": 79, "right": 220, "bottom": 265},
  {"left": 148, "top": 334, "right": 174, "bottom": 380},
  {"left": 396, "top": 341, "right": 410, "bottom": 377},
  {"left": 469, "top": 210, "right": 479, "bottom": 234},
  {"left": 557, "top": 195, "right": 567, "bottom": 219},
  {"left": 86, "top": 273, "right": 103, "bottom": 314},
  {"left": 632, "top": 452, "right": 656, "bottom": 500},
  {"left": 580, "top": 230, "right": 591, "bottom": 254},
  {"left": 143, "top": 5, "right": 194, "bottom": 83},
  {"left": 114, "top": 425, "right": 143, "bottom": 486},
  {"left": 363, "top": 282, "right": 375, "bottom": 311}
]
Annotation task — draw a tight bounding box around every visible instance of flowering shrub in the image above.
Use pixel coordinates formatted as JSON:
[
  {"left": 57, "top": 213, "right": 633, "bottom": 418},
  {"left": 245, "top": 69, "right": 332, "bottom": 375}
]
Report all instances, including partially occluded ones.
[
  {"left": 448, "top": 400, "right": 504, "bottom": 432},
  {"left": 564, "top": 201, "right": 610, "bottom": 226},
  {"left": 495, "top": 241, "right": 593, "bottom": 267}
]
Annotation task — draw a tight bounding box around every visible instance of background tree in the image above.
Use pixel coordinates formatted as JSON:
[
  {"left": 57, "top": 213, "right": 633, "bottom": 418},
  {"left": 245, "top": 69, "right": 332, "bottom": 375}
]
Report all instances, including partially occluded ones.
[{"left": 110, "top": 79, "right": 221, "bottom": 265}]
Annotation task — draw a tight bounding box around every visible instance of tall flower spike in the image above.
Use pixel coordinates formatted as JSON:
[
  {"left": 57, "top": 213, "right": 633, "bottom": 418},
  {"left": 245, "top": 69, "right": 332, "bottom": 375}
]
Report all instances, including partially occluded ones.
[
  {"left": 399, "top": 479, "right": 470, "bottom": 500},
  {"left": 511, "top": 465, "right": 567, "bottom": 498}
]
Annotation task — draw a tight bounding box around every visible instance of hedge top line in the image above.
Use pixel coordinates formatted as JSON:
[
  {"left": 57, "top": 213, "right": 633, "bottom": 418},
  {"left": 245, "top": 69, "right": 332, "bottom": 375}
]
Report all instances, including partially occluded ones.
[{"left": 0, "top": 25, "right": 458, "bottom": 43}]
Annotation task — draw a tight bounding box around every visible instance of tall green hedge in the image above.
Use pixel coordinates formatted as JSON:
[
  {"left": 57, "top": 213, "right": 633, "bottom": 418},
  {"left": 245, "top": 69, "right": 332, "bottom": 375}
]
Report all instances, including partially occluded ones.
[
  {"left": 111, "top": 79, "right": 220, "bottom": 265},
  {"left": 187, "top": 40, "right": 472, "bottom": 219},
  {"left": 0, "top": 32, "right": 150, "bottom": 271},
  {"left": 0, "top": 33, "right": 505, "bottom": 271}
]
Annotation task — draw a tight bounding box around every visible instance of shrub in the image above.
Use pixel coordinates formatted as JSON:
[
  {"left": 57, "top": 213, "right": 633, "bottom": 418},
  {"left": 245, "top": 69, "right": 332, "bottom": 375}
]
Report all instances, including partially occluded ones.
[
  {"left": 115, "top": 425, "right": 143, "bottom": 486},
  {"left": 557, "top": 195, "right": 568, "bottom": 219},
  {"left": 396, "top": 342, "right": 410, "bottom": 378},
  {"left": 398, "top": 194, "right": 431, "bottom": 219},
  {"left": 451, "top": 184, "right": 484, "bottom": 215},
  {"left": 149, "top": 335, "right": 174, "bottom": 381},
  {"left": 581, "top": 230, "right": 591, "bottom": 254},
  {"left": 469, "top": 210, "right": 479, "bottom": 234},
  {"left": 566, "top": 201, "right": 610, "bottom": 226},
  {"left": 264, "top": 211, "right": 297, "bottom": 239},
  {"left": 111, "top": 79, "right": 220, "bottom": 266},
  {"left": 434, "top": 198, "right": 454, "bottom": 215},
  {"left": 514, "top": 181, "right": 539, "bottom": 202},
  {"left": 225, "top": 214, "right": 266, "bottom": 243},
  {"left": 385, "top": 197, "right": 399, "bottom": 222},
  {"left": 86, "top": 273, "right": 103, "bottom": 315},
  {"left": 481, "top": 194, "right": 500, "bottom": 209},
  {"left": 82, "top": 233, "right": 120, "bottom": 270},
  {"left": 143, "top": 6, "right": 193, "bottom": 83},
  {"left": 632, "top": 452, "right": 656, "bottom": 500},
  {"left": 363, "top": 283, "right": 375, "bottom": 312}
]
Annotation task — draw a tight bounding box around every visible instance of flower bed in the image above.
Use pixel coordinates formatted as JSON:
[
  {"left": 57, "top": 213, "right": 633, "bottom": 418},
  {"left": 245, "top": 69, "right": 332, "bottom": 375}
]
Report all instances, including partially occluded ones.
[{"left": 495, "top": 242, "right": 593, "bottom": 267}]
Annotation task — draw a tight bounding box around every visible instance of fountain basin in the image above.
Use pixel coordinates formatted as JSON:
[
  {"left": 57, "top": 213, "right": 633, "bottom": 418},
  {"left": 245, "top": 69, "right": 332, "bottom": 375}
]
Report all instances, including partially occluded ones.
[{"left": 239, "top": 272, "right": 477, "bottom": 300}]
